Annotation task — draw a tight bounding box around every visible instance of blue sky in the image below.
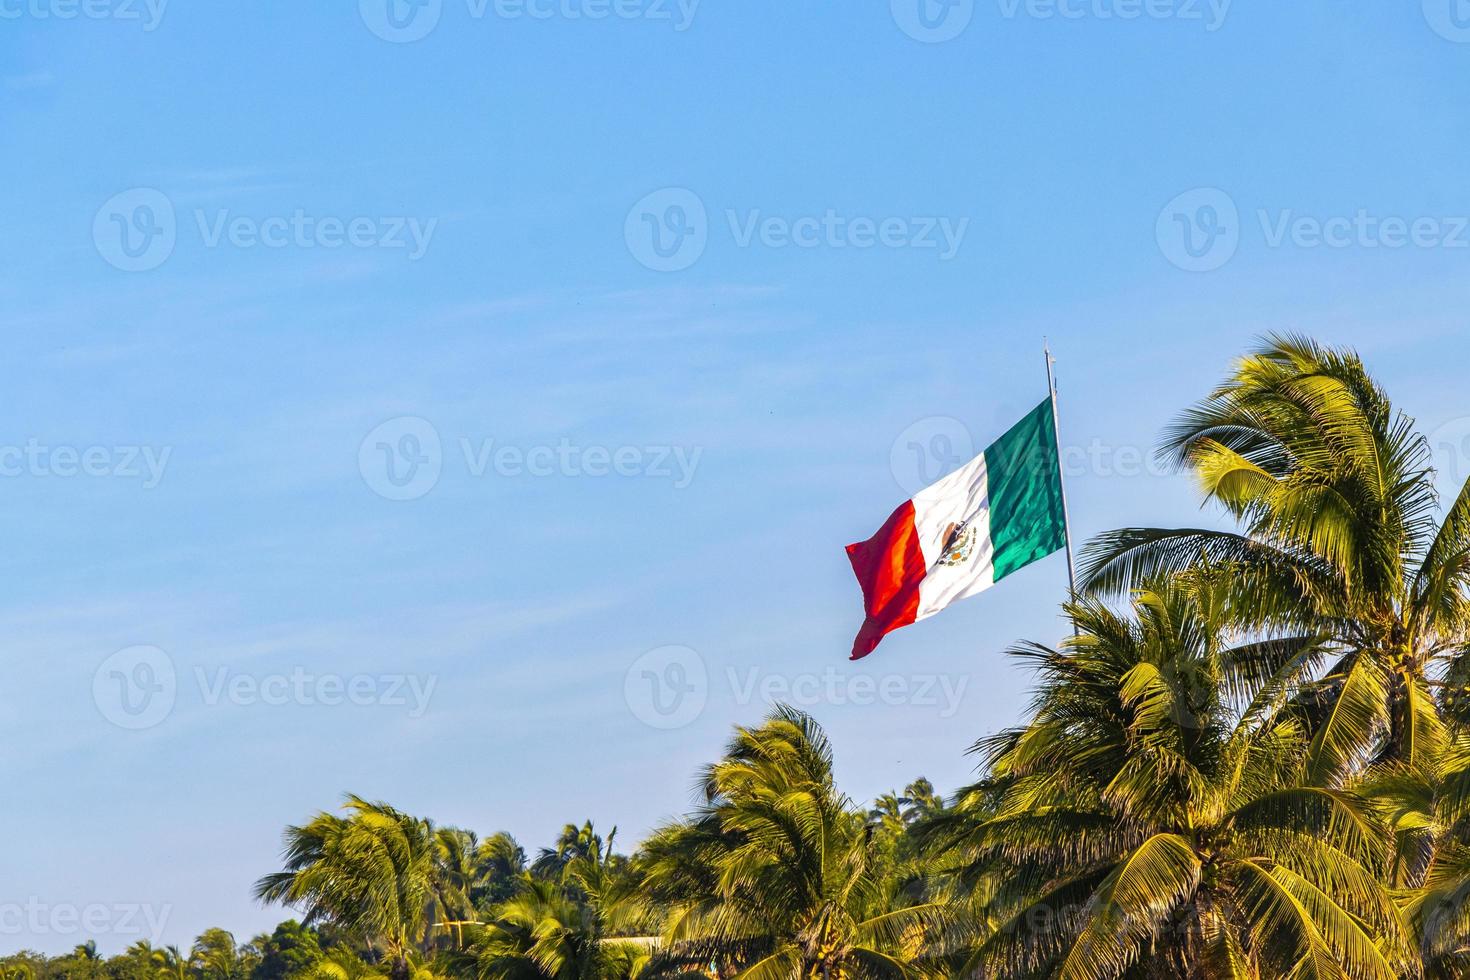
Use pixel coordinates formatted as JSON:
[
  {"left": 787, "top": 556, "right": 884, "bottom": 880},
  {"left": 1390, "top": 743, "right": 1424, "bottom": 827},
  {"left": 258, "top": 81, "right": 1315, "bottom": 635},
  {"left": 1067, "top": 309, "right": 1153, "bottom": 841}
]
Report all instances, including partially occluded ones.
[{"left": 5, "top": 0, "right": 1470, "bottom": 956}]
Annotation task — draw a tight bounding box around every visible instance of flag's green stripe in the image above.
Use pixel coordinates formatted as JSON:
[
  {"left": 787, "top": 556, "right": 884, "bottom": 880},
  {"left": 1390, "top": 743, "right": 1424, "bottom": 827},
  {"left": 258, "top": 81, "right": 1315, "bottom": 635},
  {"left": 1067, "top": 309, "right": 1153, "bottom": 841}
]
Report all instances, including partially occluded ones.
[{"left": 983, "top": 398, "right": 1067, "bottom": 581}]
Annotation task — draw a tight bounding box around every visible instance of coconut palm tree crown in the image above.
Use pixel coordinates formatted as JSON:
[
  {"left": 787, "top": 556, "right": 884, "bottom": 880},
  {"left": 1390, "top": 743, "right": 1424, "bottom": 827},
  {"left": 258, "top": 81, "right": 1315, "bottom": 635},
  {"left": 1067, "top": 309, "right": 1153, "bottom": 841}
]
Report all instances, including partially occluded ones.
[
  {"left": 1082, "top": 335, "right": 1470, "bottom": 783},
  {"left": 254, "top": 796, "right": 441, "bottom": 980},
  {"left": 927, "top": 577, "right": 1410, "bottom": 980},
  {"left": 638, "top": 706, "right": 954, "bottom": 980}
]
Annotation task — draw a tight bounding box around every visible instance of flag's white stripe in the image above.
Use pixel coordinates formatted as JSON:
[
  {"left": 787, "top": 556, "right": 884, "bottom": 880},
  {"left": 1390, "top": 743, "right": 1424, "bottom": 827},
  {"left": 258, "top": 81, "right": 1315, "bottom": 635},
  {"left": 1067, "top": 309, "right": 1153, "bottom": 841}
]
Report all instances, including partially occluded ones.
[{"left": 911, "top": 452, "right": 996, "bottom": 622}]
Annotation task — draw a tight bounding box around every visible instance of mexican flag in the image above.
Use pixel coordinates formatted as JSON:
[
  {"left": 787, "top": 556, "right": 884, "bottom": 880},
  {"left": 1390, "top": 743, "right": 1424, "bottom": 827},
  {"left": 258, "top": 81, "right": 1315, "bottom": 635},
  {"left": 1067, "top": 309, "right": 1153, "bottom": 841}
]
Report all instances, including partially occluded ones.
[{"left": 845, "top": 398, "right": 1069, "bottom": 660}]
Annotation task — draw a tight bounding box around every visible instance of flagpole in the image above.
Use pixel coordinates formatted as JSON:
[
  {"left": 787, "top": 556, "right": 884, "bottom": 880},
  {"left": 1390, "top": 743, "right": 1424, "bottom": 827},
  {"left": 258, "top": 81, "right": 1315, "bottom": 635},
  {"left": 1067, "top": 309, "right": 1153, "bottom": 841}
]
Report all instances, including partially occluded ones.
[{"left": 1044, "top": 340, "right": 1078, "bottom": 598}]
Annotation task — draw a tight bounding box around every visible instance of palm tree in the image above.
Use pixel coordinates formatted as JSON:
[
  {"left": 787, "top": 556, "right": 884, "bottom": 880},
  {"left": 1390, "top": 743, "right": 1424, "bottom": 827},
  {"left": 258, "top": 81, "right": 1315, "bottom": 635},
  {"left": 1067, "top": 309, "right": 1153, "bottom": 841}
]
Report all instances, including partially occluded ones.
[
  {"left": 866, "top": 793, "right": 905, "bottom": 836},
  {"left": 255, "top": 795, "right": 440, "bottom": 980},
  {"left": 48, "top": 944, "right": 107, "bottom": 980},
  {"left": 1366, "top": 726, "right": 1470, "bottom": 977},
  {"left": 191, "top": 929, "right": 242, "bottom": 980},
  {"left": 928, "top": 578, "right": 1411, "bottom": 980},
  {"left": 307, "top": 948, "right": 387, "bottom": 980},
  {"left": 898, "top": 781, "right": 943, "bottom": 826},
  {"left": 152, "top": 945, "right": 192, "bottom": 980},
  {"left": 473, "top": 833, "right": 529, "bottom": 908},
  {"left": 248, "top": 920, "right": 323, "bottom": 980},
  {"left": 639, "top": 706, "right": 956, "bottom": 980},
  {"left": 474, "top": 877, "right": 648, "bottom": 980},
  {"left": 434, "top": 828, "right": 485, "bottom": 950},
  {"left": 1081, "top": 335, "right": 1470, "bottom": 784},
  {"left": 533, "top": 824, "right": 617, "bottom": 883}
]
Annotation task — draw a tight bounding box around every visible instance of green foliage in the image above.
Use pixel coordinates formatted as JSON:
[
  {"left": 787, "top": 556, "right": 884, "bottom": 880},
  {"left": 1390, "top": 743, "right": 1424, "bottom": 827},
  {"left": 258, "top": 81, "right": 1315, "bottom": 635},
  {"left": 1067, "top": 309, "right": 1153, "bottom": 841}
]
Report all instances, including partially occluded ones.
[
  {"left": 15, "top": 337, "right": 1470, "bottom": 980},
  {"left": 474, "top": 877, "right": 646, "bottom": 980},
  {"left": 251, "top": 921, "right": 323, "bottom": 980},
  {"left": 471, "top": 834, "right": 529, "bottom": 910},
  {"left": 254, "top": 797, "right": 440, "bottom": 980},
  {"left": 638, "top": 707, "right": 961, "bottom": 980},
  {"left": 929, "top": 581, "right": 1410, "bottom": 979}
]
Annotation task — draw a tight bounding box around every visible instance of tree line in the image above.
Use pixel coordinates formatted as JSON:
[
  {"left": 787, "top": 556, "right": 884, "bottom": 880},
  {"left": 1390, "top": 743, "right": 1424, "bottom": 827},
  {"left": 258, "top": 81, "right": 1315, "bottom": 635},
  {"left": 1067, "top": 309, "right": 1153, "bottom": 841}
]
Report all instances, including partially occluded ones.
[{"left": 10, "top": 335, "right": 1470, "bottom": 979}]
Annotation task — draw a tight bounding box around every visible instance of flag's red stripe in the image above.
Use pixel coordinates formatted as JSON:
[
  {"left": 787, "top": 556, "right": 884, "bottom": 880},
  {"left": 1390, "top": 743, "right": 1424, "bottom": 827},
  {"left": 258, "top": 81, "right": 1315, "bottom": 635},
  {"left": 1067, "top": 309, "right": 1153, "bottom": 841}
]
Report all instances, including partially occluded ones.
[{"left": 845, "top": 499, "right": 926, "bottom": 660}]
